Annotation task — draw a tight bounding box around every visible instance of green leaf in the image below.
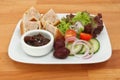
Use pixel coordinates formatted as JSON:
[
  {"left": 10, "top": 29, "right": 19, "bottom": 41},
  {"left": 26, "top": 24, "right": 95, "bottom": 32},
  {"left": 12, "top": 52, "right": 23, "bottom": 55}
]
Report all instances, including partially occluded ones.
[
  {"left": 72, "top": 11, "right": 91, "bottom": 26},
  {"left": 57, "top": 20, "right": 70, "bottom": 35}
]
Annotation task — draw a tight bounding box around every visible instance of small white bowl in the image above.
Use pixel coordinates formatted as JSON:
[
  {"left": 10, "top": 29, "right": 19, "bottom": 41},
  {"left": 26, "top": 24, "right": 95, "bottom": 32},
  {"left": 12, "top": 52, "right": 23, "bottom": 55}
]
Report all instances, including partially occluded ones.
[{"left": 21, "top": 30, "right": 54, "bottom": 56}]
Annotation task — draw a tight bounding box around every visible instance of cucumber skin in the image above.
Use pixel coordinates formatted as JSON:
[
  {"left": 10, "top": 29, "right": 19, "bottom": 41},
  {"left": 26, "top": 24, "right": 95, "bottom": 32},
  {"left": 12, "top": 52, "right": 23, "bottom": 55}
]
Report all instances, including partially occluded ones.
[
  {"left": 67, "top": 38, "right": 100, "bottom": 55},
  {"left": 77, "top": 38, "right": 100, "bottom": 54},
  {"left": 66, "top": 43, "right": 82, "bottom": 55},
  {"left": 69, "top": 54, "right": 74, "bottom": 56},
  {"left": 89, "top": 38, "right": 100, "bottom": 53},
  {"left": 77, "top": 45, "right": 86, "bottom": 54}
]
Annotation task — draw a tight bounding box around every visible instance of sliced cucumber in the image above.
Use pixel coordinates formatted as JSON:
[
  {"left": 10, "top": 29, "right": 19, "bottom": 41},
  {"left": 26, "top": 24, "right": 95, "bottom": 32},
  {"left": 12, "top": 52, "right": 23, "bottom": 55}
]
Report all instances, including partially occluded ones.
[
  {"left": 77, "top": 38, "right": 100, "bottom": 54},
  {"left": 66, "top": 38, "right": 100, "bottom": 56},
  {"left": 89, "top": 38, "right": 100, "bottom": 53},
  {"left": 74, "top": 44, "right": 82, "bottom": 54},
  {"left": 69, "top": 54, "right": 74, "bottom": 56},
  {"left": 66, "top": 43, "right": 82, "bottom": 55},
  {"left": 77, "top": 45, "right": 86, "bottom": 54},
  {"left": 66, "top": 43, "right": 72, "bottom": 50}
]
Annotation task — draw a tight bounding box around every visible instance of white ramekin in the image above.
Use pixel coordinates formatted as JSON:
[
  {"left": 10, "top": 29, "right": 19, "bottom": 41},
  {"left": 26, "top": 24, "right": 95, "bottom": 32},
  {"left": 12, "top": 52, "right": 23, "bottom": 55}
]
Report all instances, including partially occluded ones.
[{"left": 21, "top": 30, "right": 54, "bottom": 56}]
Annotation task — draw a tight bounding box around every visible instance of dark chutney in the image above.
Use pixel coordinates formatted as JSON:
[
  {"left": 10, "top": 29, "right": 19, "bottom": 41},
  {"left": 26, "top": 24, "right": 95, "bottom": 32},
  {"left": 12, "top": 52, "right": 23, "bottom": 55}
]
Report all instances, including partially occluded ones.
[{"left": 24, "top": 33, "right": 50, "bottom": 46}]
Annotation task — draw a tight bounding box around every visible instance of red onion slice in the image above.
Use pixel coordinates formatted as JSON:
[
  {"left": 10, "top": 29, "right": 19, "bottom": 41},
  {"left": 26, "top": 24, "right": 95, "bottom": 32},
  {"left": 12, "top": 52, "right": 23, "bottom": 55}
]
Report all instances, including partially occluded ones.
[
  {"left": 70, "top": 39, "right": 94, "bottom": 59},
  {"left": 71, "top": 40, "right": 90, "bottom": 57},
  {"left": 65, "top": 36, "right": 77, "bottom": 45},
  {"left": 65, "top": 37, "right": 94, "bottom": 59}
]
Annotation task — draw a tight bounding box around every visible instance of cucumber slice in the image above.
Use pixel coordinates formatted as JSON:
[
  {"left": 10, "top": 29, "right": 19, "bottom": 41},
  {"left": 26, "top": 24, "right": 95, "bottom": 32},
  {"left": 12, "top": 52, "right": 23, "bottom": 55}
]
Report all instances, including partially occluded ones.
[
  {"left": 79, "top": 45, "right": 86, "bottom": 54},
  {"left": 74, "top": 44, "right": 82, "bottom": 54},
  {"left": 66, "top": 43, "right": 82, "bottom": 55},
  {"left": 77, "top": 38, "right": 100, "bottom": 54},
  {"left": 77, "top": 45, "right": 86, "bottom": 54},
  {"left": 69, "top": 54, "right": 74, "bottom": 56},
  {"left": 66, "top": 43, "right": 72, "bottom": 50},
  {"left": 89, "top": 38, "right": 100, "bottom": 53},
  {"left": 67, "top": 38, "right": 100, "bottom": 56},
  {"left": 66, "top": 43, "right": 72, "bottom": 56}
]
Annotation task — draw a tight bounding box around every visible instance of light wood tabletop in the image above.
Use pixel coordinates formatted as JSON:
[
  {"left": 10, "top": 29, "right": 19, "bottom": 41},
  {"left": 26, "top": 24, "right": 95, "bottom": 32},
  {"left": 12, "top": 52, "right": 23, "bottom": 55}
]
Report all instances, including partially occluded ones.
[{"left": 0, "top": 0, "right": 120, "bottom": 80}]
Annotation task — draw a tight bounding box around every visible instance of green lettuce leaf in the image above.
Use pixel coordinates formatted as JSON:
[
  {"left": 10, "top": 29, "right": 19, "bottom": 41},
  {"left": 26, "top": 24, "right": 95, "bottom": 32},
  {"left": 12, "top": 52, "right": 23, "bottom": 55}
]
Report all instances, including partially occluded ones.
[
  {"left": 57, "top": 20, "right": 70, "bottom": 35},
  {"left": 72, "top": 11, "right": 91, "bottom": 26}
]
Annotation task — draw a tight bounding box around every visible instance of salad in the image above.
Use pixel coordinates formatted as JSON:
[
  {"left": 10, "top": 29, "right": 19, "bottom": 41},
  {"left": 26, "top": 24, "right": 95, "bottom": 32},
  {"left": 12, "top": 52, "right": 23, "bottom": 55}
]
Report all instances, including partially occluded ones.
[{"left": 53, "top": 11, "right": 104, "bottom": 59}]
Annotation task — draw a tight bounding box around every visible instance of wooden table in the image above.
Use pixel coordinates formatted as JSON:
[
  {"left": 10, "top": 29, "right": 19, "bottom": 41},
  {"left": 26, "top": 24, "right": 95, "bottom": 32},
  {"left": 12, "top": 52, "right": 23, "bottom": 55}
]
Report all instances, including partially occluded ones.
[{"left": 0, "top": 0, "right": 120, "bottom": 80}]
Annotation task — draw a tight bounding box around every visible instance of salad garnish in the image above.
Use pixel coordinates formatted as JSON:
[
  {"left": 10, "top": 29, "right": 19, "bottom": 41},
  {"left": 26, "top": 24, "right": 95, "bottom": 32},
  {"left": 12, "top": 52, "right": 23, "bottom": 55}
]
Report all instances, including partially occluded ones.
[
  {"left": 72, "top": 11, "right": 91, "bottom": 26},
  {"left": 53, "top": 11, "right": 103, "bottom": 59}
]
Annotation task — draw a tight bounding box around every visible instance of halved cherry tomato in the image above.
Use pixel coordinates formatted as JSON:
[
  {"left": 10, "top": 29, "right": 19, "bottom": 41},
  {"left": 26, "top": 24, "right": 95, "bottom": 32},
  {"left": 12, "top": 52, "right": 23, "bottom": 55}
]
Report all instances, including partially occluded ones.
[
  {"left": 65, "top": 29, "right": 76, "bottom": 38},
  {"left": 80, "top": 33, "right": 92, "bottom": 41},
  {"left": 65, "top": 29, "right": 76, "bottom": 42}
]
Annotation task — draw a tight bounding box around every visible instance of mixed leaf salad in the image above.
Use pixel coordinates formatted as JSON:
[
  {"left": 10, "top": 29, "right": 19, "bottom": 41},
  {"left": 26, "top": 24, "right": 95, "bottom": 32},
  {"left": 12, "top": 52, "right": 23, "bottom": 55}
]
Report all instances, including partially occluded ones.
[{"left": 53, "top": 11, "right": 104, "bottom": 59}]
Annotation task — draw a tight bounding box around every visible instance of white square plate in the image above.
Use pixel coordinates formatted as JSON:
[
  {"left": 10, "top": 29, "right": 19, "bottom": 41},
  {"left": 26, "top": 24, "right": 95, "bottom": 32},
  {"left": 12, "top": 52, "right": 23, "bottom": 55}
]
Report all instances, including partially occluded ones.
[{"left": 8, "top": 14, "right": 112, "bottom": 64}]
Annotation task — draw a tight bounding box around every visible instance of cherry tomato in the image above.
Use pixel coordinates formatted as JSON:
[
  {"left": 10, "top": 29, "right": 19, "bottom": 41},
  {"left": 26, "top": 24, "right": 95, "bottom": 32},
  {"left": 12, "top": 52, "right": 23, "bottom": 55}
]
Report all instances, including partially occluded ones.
[
  {"left": 65, "top": 30, "right": 76, "bottom": 38},
  {"left": 80, "top": 33, "right": 92, "bottom": 41},
  {"left": 65, "top": 29, "right": 76, "bottom": 42}
]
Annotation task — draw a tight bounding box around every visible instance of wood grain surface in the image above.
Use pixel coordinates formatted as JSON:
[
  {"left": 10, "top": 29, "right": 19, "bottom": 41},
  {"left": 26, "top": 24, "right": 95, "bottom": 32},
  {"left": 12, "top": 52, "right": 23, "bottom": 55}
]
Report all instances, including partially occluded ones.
[{"left": 0, "top": 0, "right": 120, "bottom": 80}]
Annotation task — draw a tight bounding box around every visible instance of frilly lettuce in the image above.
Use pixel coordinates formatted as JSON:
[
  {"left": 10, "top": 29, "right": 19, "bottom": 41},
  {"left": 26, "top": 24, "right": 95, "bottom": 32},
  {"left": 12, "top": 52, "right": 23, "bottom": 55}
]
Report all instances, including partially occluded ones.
[
  {"left": 57, "top": 11, "right": 92, "bottom": 35},
  {"left": 57, "top": 20, "right": 70, "bottom": 35},
  {"left": 72, "top": 11, "right": 91, "bottom": 26}
]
